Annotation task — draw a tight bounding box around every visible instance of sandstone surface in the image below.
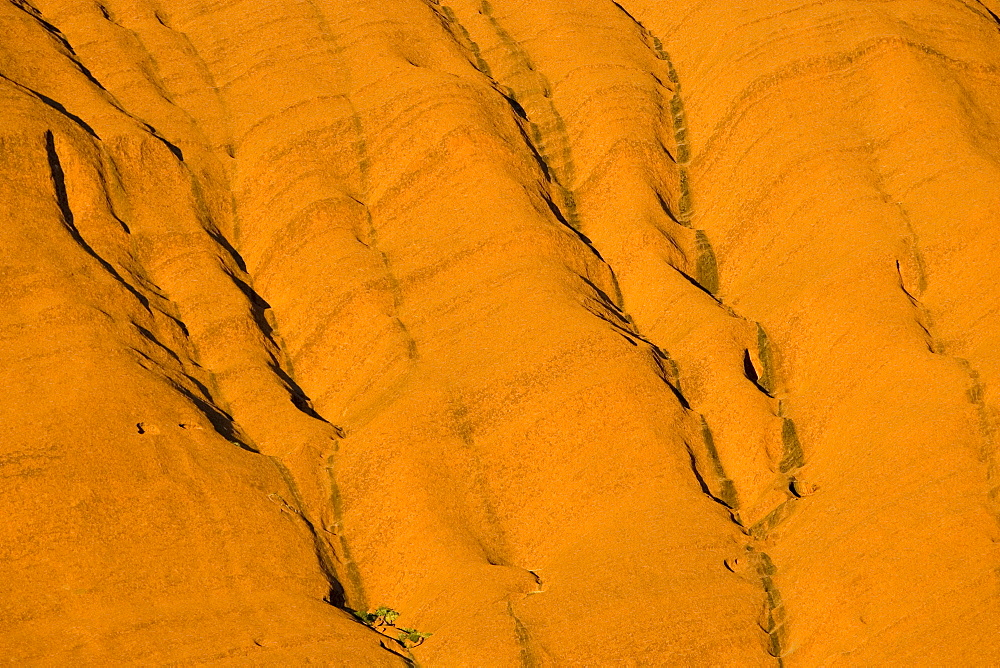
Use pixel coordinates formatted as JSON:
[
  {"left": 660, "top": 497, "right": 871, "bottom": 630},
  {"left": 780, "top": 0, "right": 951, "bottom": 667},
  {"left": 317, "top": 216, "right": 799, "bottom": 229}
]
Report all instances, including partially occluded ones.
[{"left": 2, "top": 0, "right": 1000, "bottom": 664}]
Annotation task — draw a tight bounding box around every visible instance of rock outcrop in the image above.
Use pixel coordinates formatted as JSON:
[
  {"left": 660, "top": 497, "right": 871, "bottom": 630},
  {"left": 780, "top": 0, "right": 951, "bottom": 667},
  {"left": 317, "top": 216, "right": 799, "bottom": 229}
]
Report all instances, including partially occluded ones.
[{"left": 2, "top": 0, "right": 999, "bottom": 664}]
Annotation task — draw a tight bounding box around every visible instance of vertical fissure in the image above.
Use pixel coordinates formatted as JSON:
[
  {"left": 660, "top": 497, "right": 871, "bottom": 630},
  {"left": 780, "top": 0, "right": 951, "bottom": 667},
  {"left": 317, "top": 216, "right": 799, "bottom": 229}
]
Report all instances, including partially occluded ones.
[{"left": 607, "top": 5, "right": 812, "bottom": 662}]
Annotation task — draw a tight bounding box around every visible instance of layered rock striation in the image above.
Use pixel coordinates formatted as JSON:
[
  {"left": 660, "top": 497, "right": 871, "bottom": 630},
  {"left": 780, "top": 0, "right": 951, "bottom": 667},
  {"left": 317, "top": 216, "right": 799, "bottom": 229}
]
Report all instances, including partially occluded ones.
[{"left": 2, "top": 0, "right": 999, "bottom": 664}]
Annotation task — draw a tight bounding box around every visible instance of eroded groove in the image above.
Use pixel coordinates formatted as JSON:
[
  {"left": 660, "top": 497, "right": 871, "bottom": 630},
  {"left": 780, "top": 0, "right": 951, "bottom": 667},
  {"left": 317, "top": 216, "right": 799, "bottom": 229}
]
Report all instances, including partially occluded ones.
[
  {"left": 507, "top": 601, "right": 538, "bottom": 668},
  {"left": 699, "top": 417, "right": 740, "bottom": 510},
  {"left": 464, "top": 4, "right": 803, "bottom": 557},
  {"left": 478, "top": 0, "right": 580, "bottom": 230},
  {"left": 604, "top": 7, "right": 812, "bottom": 660},
  {"left": 975, "top": 0, "right": 1000, "bottom": 27},
  {"left": 0, "top": 74, "right": 99, "bottom": 137},
  {"left": 432, "top": 1, "right": 494, "bottom": 77},
  {"left": 9, "top": 0, "right": 1000, "bottom": 664},
  {"left": 44, "top": 131, "right": 150, "bottom": 310},
  {"left": 7, "top": 0, "right": 109, "bottom": 92},
  {"left": 893, "top": 253, "right": 1000, "bottom": 528}
]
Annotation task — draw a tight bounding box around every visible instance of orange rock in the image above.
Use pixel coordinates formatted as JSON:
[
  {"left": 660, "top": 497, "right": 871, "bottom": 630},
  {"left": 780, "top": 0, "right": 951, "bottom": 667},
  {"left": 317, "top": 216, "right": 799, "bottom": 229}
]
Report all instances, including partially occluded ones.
[{"left": 1, "top": 0, "right": 999, "bottom": 664}]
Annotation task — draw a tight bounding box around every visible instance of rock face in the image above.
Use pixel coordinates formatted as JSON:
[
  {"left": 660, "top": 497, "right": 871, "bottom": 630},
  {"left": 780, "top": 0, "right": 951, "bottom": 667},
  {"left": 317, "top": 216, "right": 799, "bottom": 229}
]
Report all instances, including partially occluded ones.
[{"left": 2, "top": 0, "right": 1000, "bottom": 664}]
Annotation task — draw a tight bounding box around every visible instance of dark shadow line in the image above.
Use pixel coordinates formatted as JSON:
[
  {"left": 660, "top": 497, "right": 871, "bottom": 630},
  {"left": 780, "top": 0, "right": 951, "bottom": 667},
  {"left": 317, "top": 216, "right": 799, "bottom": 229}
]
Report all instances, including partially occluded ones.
[
  {"left": 134, "top": 323, "right": 182, "bottom": 362},
  {"left": 654, "top": 190, "right": 681, "bottom": 224},
  {"left": 684, "top": 444, "right": 731, "bottom": 508},
  {"left": 223, "top": 268, "right": 273, "bottom": 335},
  {"left": 0, "top": 74, "right": 102, "bottom": 138},
  {"left": 659, "top": 365, "right": 691, "bottom": 409},
  {"left": 273, "top": 362, "right": 329, "bottom": 422},
  {"left": 19, "top": 4, "right": 111, "bottom": 93},
  {"left": 141, "top": 122, "right": 184, "bottom": 161},
  {"left": 223, "top": 268, "right": 329, "bottom": 423},
  {"left": 672, "top": 264, "right": 721, "bottom": 303},
  {"left": 165, "top": 377, "right": 255, "bottom": 450},
  {"left": 501, "top": 88, "right": 529, "bottom": 120},
  {"left": 610, "top": 0, "right": 642, "bottom": 26},
  {"left": 586, "top": 307, "right": 634, "bottom": 338},
  {"left": 156, "top": 134, "right": 184, "bottom": 161},
  {"left": 45, "top": 131, "right": 150, "bottom": 311},
  {"left": 514, "top": 116, "right": 551, "bottom": 180},
  {"left": 182, "top": 373, "right": 218, "bottom": 407},
  {"left": 207, "top": 227, "right": 248, "bottom": 272},
  {"left": 161, "top": 310, "right": 191, "bottom": 337},
  {"left": 743, "top": 349, "right": 774, "bottom": 397},
  {"left": 974, "top": 0, "right": 1000, "bottom": 26},
  {"left": 579, "top": 274, "right": 627, "bottom": 317},
  {"left": 541, "top": 191, "right": 605, "bottom": 261}
]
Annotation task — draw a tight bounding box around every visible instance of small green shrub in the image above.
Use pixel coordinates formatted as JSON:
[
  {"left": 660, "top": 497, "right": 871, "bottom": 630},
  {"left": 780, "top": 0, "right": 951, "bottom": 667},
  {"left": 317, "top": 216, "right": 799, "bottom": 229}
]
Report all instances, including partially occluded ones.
[
  {"left": 353, "top": 606, "right": 432, "bottom": 648},
  {"left": 397, "top": 627, "right": 433, "bottom": 646},
  {"left": 353, "top": 606, "right": 399, "bottom": 627}
]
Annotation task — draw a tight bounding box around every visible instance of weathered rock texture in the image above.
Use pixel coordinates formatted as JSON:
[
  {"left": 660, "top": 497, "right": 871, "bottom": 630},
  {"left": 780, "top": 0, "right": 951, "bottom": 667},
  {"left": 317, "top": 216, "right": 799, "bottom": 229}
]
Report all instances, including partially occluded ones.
[{"left": 2, "top": 0, "right": 1000, "bottom": 664}]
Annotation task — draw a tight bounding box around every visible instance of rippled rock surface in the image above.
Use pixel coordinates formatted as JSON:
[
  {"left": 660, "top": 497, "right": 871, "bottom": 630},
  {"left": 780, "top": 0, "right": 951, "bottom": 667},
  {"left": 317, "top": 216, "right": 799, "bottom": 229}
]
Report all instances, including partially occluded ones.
[{"left": 2, "top": 0, "right": 999, "bottom": 664}]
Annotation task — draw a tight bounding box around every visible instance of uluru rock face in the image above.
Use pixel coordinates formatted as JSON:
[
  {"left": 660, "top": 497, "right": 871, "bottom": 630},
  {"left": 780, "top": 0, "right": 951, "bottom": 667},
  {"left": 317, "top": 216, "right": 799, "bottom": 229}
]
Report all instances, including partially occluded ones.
[{"left": 2, "top": 0, "right": 1000, "bottom": 664}]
